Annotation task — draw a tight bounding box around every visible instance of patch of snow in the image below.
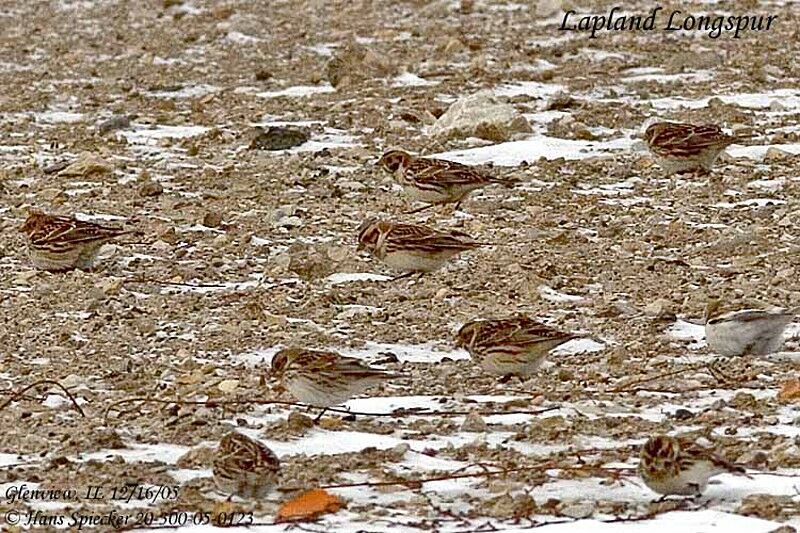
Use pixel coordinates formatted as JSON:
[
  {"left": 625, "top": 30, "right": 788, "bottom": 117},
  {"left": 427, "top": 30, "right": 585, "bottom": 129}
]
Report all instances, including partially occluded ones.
[
  {"left": 256, "top": 84, "right": 336, "bottom": 99},
  {"left": 648, "top": 89, "right": 800, "bottom": 111},
  {"left": 537, "top": 510, "right": 792, "bottom": 533},
  {"left": 291, "top": 128, "right": 360, "bottom": 153},
  {"left": 120, "top": 124, "right": 209, "bottom": 144},
  {"left": 539, "top": 285, "right": 587, "bottom": 304},
  {"left": 34, "top": 110, "right": 85, "bottom": 123},
  {"left": 147, "top": 84, "right": 218, "bottom": 99},
  {"left": 80, "top": 443, "right": 190, "bottom": 465},
  {"left": 338, "top": 342, "right": 470, "bottom": 363},
  {"left": 713, "top": 198, "right": 786, "bottom": 209},
  {"left": 306, "top": 43, "right": 337, "bottom": 56},
  {"left": 512, "top": 59, "right": 558, "bottom": 72},
  {"left": 225, "top": 31, "right": 260, "bottom": 45},
  {"left": 391, "top": 72, "right": 438, "bottom": 87},
  {"left": 667, "top": 319, "right": 706, "bottom": 349},
  {"left": 747, "top": 178, "right": 785, "bottom": 192},
  {"left": 74, "top": 212, "right": 128, "bottom": 222},
  {"left": 727, "top": 143, "right": 800, "bottom": 160},
  {"left": 326, "top": 272, "right": 393, "bottom": 285},
  {"left": 495, "top": 81, "right": 565, "bottom": 98},
  {"left": 622, "top": 70, "right": 715, "bottom": 84},
  {"left": 431, "top": 135, "right": 634, "bottom": 166},
  {"left": 553, "top": 338, "right": 606, "bottom": 356},
  {"left": 574, "top": 177, "right": 643, "bottom": 197}
]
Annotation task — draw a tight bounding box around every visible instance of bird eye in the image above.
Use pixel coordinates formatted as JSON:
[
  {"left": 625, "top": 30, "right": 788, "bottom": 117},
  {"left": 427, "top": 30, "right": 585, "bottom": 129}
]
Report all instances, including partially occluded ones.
[{"left": 271, "top": 354, "right": 286, "bottom": 371}]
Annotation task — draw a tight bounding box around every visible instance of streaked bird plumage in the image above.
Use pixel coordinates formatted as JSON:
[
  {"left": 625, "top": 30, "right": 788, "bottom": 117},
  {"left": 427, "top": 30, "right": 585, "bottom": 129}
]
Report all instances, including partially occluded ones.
[
  {"left": 704, "top": 300, "right": 793, "bottom": 356},
  {"left": 213, "top": 431, "right": 280, "bottom": 499},
  {"left": 638, "top": 435, "right": 746, "bottom": 496},
  {"left": 19, "top": 210, "right": 129, "bottom": 271},
  {"left": 377, "top": 149, "right": 515, "bottom": 211},
  {"left": 356, "top": 218, "right": 486, "bottom": 274},
  {"left": 644, "top": 122, "right": 737, "bottom": 175},
  {"left": 455, "top": 316, "right": 575, "bottom": 377},
  {"left": 270, "top": 347, "right": 400, "bottom": 408}
]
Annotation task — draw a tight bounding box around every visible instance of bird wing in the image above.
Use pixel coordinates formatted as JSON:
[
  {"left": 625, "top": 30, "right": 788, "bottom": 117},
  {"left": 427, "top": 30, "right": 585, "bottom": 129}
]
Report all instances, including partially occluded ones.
[
  {"left": 334, "top": 356, "right": 398, "bottom": 379},
  {"left": 683, "top": 442, "right": 747, "bottom": 476},
  {"left": 31, "top": 217, "right": 126, "bottom": 247},
  {"left": 505, "top": 318, "right": 574, "bottom": 346},
  {"left": 409, "top": 157, "right": 494, "bottom": 187},
  {"left": 388, "top": 224, "right": 482, "bottom": 251},
  {"left": 710, "top": 309, "right": 794, "bottom": 325},
  {"left": 649, "top": 123, "right": 734, "bottom": 157}
]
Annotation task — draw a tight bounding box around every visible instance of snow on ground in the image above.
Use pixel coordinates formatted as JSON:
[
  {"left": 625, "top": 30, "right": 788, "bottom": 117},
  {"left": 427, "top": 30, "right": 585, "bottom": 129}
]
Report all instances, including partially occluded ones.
[
  {"left": 3, "top": 0, "right": 800, "bottom": 531},
  {"left": 431, "top": 135, "right": 635, "bottom": 165}
]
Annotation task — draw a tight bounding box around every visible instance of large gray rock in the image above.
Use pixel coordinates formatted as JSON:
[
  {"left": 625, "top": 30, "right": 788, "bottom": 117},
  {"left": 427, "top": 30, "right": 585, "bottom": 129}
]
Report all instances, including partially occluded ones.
[{"left": 430, "top": 90, "right": 532, "bottom": 142}]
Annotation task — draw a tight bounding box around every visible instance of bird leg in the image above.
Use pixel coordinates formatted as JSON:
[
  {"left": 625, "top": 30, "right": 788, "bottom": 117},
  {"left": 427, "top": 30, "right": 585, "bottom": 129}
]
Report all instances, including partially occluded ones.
[
  {"left": 342, "top": 406, "right": 357, "bottom": 422},
  {"left": 390, "top": 272, "right": 415, "bottom": 282},
  {"left": 405, "top": 203, "right": 434, "bottom": 215},
  {"left": 390, "top": 272, "right": 426, "bottom": 283}
]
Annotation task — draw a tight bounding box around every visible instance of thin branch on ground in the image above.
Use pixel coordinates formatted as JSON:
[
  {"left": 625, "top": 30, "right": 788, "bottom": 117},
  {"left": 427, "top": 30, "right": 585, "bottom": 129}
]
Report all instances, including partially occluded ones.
[
  {"left": 0, "top": 379, "right": 86, "bottom": 418},
  {"left": 102, "top": 396, "right": 562, "bottom": 424},
  {"left": 609, "top": 362, "right": 708, "bottom": 393}
]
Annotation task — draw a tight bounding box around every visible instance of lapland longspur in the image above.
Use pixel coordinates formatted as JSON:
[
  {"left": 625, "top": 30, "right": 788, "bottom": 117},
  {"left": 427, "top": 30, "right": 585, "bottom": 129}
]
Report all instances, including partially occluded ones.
[
  {"left": 19, "top": 210, "right": 130, "bottom": 271},
  {"left": 377, "top": 149, "right": 516, "bottom": 213},
  {"left": 638, "top": 435, "right": 747, "bottom": 497},
  {"left": 271, "top": 348, "right": 400, "bottom": 414},
  {"left": 455, "top": 317, "right": 575, "bottom": 378},
  {"left": 704, "top": 300, "right": 794, "bottom": 356},
  {"left": 357, "top": 218, "right": 486, "bottom": 279},
  {"left": 644, "top": 122, "right": 737, "bottom": 175},
  {"left": 213, "top": 431, "right": 280, "bottom": 499}
]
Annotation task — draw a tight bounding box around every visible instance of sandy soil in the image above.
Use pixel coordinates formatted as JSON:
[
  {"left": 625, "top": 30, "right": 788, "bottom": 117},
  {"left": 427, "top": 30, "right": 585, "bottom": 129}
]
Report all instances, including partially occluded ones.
[{"left": 1, "top": 0, "right": 799, "bottom": 531}]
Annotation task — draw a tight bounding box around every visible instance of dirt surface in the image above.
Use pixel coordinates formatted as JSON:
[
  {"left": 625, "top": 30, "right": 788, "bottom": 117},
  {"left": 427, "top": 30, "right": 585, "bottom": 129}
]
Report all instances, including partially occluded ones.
[{"left": 1, "top": 0, "right": 800, "bottom": 531}]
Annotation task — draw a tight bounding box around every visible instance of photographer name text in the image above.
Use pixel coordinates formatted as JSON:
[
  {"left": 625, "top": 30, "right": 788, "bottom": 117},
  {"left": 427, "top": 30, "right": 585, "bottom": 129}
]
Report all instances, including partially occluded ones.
[
  {"left": 560, "top": 7, "right": 778, "bottom": 39},
  {"left": 2, "top": 484, "right": 253, "bottom": 530}
]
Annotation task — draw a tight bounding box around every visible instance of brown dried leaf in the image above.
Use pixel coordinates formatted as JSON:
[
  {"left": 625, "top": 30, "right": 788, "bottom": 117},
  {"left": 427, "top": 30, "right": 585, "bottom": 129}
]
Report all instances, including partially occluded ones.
[{"left": 276, "top": 489, "right": 344, "bottom": 522}]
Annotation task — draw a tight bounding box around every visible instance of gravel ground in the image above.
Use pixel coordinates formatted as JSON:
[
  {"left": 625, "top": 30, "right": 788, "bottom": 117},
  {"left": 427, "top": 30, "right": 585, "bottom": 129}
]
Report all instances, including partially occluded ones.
[{"left": 1, "top": 0, "right": 799, "bottom": 531}]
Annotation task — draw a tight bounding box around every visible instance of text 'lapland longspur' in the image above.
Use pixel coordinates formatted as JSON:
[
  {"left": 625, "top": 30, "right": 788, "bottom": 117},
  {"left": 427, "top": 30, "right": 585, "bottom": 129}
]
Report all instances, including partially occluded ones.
[
  {"left": 644, "top": 121, "right": 739, "bottom": 175},
  {"left": 19, "top": 210, "right": 129, "bottom": 271},
  {"left": 357, "top": 218, "right": 487, "bottom": 279},
  {"left": 377, "top": 149, "right": 516, "bottom": 213},
  {"left": 270, "top": 348, "right": 401, "bottom": 416},
  {"left": 213, "top": 431, "right": 280, "bottom": 499},
  {"left": 704, "top": 299, "right": 794, "bottom": 356},
  {"left": 638, "top": 435, "right": 747, "bottom": 497},
  {"left": 456, "top": 316, "right": 575, "bottom": 379}
]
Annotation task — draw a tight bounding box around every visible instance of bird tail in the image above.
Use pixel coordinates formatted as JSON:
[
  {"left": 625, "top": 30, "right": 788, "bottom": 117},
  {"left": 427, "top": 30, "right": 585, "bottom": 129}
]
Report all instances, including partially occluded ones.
[
  {"left": 728, "top": 129, "right": 755, "bottom": 144},
  {"left": 492, "top": 174, "right": 520, "bottom": 188}
]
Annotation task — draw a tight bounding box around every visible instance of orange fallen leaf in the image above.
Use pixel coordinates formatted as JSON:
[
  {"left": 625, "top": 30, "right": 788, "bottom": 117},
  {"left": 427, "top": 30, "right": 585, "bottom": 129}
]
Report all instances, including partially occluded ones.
[
  {"left": 276, "top": 489, "right": 344, "bottom": 522},
  {"left": 777, "top": 379, "right": 800, "bottom": 402}
]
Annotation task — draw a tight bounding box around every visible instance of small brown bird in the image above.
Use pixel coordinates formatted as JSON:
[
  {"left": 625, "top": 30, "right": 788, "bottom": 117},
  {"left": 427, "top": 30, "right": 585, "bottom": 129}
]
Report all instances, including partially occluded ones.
[
  {"left": 377, "top": 149, "right": 516, "bottom": 213},
  {"left": 271, "top": 348, "right": 401, "bottom": 419},
  {"left": 356, "top": 218, "right": 487, "bottom": 280},
  {"left": 638, "top": 435, "right": 748, "bottom": 497},
  {"left": 704, "top": 299, "right": 794, "bottom": 356},
  {"left": 19, "top": 210, "right": 129, "bottom": 271},
  {"left": 643, "top": 122, "right": 738, "bottom": 175},
  {"left": 456, "top": 316, "right": 575, "bottom": 379},
  {"left": 213, "top": 431, "right": 280, "bottom": 499}
]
